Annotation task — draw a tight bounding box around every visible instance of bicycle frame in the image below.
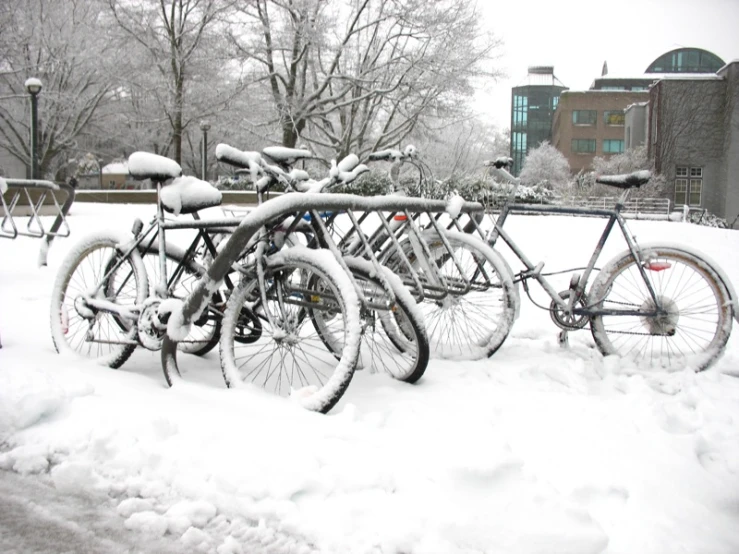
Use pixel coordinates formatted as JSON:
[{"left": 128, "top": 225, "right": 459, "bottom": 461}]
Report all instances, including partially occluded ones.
[
  {"left": 79, "top": 184, "right": 243, "bottom": 322},
  {"left": 463, "top": 187, "right": 665, "bottom": 321}
]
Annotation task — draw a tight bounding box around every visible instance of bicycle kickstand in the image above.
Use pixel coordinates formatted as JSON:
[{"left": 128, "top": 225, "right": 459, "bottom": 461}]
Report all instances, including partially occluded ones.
[{"left": 558, "top": 329, "right": 569, "bottom": 348}]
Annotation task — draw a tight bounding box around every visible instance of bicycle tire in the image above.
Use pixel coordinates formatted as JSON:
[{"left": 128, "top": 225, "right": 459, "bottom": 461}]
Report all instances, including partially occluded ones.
[
  {"left": 139, "top": 246, "right": 221, "bottom": 356},
  {"left": 313, "top": 258, "right": 430, "bottom": 384},
  {"left": 50, "top": 231, "right": 148, "bottom": 368},
  {"left": 386, "top": 230, "right": 518, "bottom": 360},
  {"left": 589, "top": 246, "right": 732, "bottom": 371},
  {"left": 219, "top": 247, "right": 360, "bottom": 413}
]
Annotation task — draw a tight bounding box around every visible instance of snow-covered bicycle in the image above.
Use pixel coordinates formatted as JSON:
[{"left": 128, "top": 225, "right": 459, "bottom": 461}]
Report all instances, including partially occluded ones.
[
  {"left": 213, "top": 144, "right": 430, "bottom": 386},
  {"left": 50, "top": 152, "right": 362, "bottom": 413},
  {"left": 468, "top": 157, "right": 739, "bottom": 371}
]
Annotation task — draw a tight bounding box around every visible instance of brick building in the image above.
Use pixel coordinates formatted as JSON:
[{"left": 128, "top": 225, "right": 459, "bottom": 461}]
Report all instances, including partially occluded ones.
[{"left": 551, "top": 91, "right": 648, "bottom": 174}]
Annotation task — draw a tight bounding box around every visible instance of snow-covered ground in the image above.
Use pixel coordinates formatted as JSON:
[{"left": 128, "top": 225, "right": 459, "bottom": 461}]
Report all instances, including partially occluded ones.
[{"left": 1, "top": 202, "right": 739, "bottom": 554}]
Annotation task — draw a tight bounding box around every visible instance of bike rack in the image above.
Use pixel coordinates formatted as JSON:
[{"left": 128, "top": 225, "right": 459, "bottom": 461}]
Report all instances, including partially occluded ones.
[
  {"left": 1, "top": 178, "right": 76, "bottom": 347},
  {"left": 161, "top": 193, "right": 487, "bottom": 379}
]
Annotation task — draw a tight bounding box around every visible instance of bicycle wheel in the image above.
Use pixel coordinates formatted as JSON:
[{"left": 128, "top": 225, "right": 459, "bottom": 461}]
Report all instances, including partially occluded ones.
[
  {"left": 313, "top": 258, "right": 429, "bottom": 383},
  {"left": 219, "top": 248, "right": 360, "bottom": 413},
  {"left": 589, "top": 246, "right": 732, "bottom": 371},
  {"left": 387, "top": 231, "right": 518, "bottom": 360},
  {"left": 140, "top": 246, "right": 221, "bottom": 355},
  {"left": 50, "top": 231, "right": 148, "bottom": 368}
]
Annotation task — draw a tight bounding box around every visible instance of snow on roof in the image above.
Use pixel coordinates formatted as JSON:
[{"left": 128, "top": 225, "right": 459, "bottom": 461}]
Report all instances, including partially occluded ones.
[
  {"left": 651, "top": 73, "right": 723, "bottom": 81},
  {"left": 102, "top": 161, "right": 128, "bottom": 174},
  {"left": 514, "top": 68, "right": 567, "bottom": 88},
  {"left": 624, "top": 102, "right": 649, "bottom": 112}
]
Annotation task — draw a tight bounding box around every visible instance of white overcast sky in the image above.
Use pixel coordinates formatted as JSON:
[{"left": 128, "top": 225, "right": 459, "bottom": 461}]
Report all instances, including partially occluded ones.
[{"left": 475, "top": 0, "right": 739, "bottom": 129}]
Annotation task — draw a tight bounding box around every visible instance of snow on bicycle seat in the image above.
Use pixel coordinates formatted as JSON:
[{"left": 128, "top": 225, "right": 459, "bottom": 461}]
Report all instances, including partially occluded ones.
[
  {"left": 262, "top": 146, "right": 313, "bottom": 166},
  {"left": 596, "top": 170, "right": 652, "bottom": 188},
  {"left": 216, "top": 143, "right": 263, "bottom": 182},
  {"left": 159, "top": 175, "right": 222, "bottom": 215},
  {"left": 128, "top": 151, "right": 183, "bottom": 182}
]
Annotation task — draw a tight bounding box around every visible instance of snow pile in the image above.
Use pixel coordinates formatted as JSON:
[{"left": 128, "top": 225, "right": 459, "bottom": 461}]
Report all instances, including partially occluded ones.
[{"left": 1, "top": 203, "right": 739, "bottom": 553}]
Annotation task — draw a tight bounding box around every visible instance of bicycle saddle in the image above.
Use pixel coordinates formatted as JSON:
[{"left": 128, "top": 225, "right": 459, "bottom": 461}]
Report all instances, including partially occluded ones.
[
  {"left": 596, "top": 170, "right": 652, "bottom": 188},
  {"left": 262, "top": 146, "right": 314, "bottom": 167},
  {"left": 128, "top": 152, "right": 183, "bottom": 182}
]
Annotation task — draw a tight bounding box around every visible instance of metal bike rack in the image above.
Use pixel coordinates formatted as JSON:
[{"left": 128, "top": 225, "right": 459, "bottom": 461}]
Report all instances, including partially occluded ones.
[
  {"left": 161, "top": 192, "right": 486, "bottom": 378},
  {"left": 1, "top": 178, "right": 76, "bottom": 347}
]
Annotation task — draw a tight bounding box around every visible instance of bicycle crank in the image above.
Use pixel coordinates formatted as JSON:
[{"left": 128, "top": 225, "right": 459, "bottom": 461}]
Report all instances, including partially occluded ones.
[
  {"left": 550, "top": 290, "right": 589, "bottom": 330},
  {"left": 138, "top": 299, "right": 167, "bottom": 350}
]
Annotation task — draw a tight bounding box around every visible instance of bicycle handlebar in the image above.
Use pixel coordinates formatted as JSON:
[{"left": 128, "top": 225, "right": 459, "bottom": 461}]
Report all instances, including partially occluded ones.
[{"left": 216, "top": 143, "right": 368, "bottom": 194}]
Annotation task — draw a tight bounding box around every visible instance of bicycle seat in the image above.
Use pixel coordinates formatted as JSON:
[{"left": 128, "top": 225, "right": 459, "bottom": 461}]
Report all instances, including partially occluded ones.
[
  {"left": 262, "top": 146, "right": 313, "bottom": 166},
  {"left": 483, "top": 157, "right": 513, "bottom": 170},
  {"left": 215, "top": 144, "right": 262, "bottom": 169},
  {"left": 159, "top": 175, "right": 222, "bottom": 215},
  {"left": 596, "top": 170, "right": 651, "bottom": 189},
  {"left": 128, "top": 152, "right": 182, "bottom": 182}
]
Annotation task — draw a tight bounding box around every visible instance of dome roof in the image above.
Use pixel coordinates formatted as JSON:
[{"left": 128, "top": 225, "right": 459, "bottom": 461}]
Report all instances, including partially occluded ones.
[{"left": 646, "top": 48, "right": 725, "bottom": 74}]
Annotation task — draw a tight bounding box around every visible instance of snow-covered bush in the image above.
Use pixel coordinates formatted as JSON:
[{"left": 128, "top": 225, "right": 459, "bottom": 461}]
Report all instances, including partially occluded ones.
[
  {"left": 686, "top": 209, "right": 729, "bottom": 229},
  {"left": 518, "top": 141, "right": 571, "bottom": 192},
  {"left": 567, "top": 146, "right": 668, "bottom": 200},
  {"left": 329, "top": 172, "right": 392, "bottom": 196}
]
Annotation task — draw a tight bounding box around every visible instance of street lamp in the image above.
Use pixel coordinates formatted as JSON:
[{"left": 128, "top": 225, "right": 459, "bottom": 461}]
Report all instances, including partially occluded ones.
[
  {"left": 25, "top": 77, "right": 43, "bottom": 179},
  {"left": 199, "top": 120, "right": 211, "bottom": 181}
]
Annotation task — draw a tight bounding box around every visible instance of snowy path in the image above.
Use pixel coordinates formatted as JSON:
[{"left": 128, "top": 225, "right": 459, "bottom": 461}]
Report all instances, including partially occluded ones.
[{"left": 1, "top": 203, "right": 739, "bottom": 553}]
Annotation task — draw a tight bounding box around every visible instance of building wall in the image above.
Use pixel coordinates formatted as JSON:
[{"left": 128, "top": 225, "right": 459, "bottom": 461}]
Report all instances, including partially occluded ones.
[
  {"left": 718, "top": 62, "right": 739, "bottom": 225},
  {"left": 648, "top": 76, "right": 728, "bottom": 216},
  {"left": 624, "top": 103, "right": 648, "bottom": 149},
  {"left": 511, "top": 84, "right": 567, "bottom": 175},
  {"left": 552, "top": 91, "right": 649, "bottom": 174}
]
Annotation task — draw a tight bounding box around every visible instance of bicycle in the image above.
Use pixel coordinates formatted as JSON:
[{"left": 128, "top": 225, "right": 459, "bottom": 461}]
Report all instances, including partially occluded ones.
[
  {"left": 343, "top": 147, "right": 520, "bottom": 360},
  {"left": 213, "top": 144, "right": 430, "bottom": 385},
  {"left": 50, "top": 151, "right": 362, "bottom": 413},
  {"left": 462, "top": 157, "right": 739, "bottom": 371}
]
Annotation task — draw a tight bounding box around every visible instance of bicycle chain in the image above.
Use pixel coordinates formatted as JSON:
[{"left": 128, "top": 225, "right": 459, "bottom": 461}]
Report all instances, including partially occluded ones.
[{"left": 600, "top": 300, "right": 672, "bottom": 337}]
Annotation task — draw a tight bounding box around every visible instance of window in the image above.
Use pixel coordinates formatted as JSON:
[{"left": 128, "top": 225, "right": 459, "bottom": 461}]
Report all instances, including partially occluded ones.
[
  {"left": 513, "top": 94, "right": 528, "bottom": 129},
  {"left": 572, "top": 110, "right": 597, "bottom": 125},
  {"left": 603, "top": 139, "right": 624, "bottom": 154},
  {"left": 601, "top": 86, "right": 626, "bottom": 91},
  {"left": 675, "top": 166, "right": 702, "bottom": 206},
  {"left": 603, "top": 110, "right": 625, "bottom": 126},
  {"left": 572, "top": 139, "right": 596, "bottom": 153}
]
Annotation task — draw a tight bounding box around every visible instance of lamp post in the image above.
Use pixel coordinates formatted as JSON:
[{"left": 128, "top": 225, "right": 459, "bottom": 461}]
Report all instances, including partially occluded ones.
[
  {"left": 199, "top": 120, "right": 211, "bottom": 181},
  {"left": 25, "top": 78, "right": 43, "bottom": 180}
]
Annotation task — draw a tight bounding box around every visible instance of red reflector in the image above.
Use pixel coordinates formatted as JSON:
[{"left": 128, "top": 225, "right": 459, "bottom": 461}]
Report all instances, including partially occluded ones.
[
  {"left": 61, "top": 306, "right": 69, "bottom": 335},
  {"left": 644, "top": 261, "right": 671, "bottom": 272},
  {"left": 393, "top": 214, "right": 408, "bottom": 221}
]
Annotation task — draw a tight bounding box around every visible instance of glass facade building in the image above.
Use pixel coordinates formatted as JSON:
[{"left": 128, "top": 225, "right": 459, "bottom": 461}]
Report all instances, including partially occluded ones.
[{"left": 510, "top": 67, "right": 567, "bottom": 175}]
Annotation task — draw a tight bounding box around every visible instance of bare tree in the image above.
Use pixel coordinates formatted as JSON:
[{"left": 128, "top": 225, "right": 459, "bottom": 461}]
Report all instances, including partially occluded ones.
[
  {"left": 409, "top": 118, "right": 509, "bottom": 180},
  {"left": 106, "top": 0, "right": 242, "bottom": 164},
  {"left": 231, "top": 0, "right": 501, "bottom": 157},
  {"left": 0, "top": 0, "right": 114, "bottom": 178}
]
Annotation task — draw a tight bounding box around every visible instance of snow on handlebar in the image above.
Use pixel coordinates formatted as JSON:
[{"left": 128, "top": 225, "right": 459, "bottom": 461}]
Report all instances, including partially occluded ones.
[
  {"left": 367, "top": 144, "right": 418, "bottom": 162},
  {"left": 215, "top": 143, "right": 369, "bottom": 194}
]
